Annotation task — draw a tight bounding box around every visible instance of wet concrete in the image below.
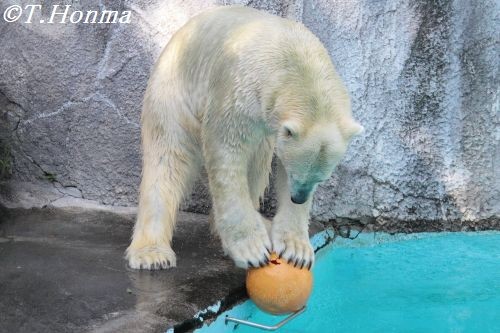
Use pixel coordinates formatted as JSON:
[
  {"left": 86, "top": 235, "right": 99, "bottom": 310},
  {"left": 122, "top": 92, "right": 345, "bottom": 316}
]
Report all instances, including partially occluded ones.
[{"left": 0, "top": 206, "right": 248, "bottom": 333}]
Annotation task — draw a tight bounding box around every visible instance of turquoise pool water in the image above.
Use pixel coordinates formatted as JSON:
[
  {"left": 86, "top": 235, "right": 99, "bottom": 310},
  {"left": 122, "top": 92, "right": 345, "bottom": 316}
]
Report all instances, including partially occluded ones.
[{"left": 195, "top": 231, "right": 500, "bottom": 333}]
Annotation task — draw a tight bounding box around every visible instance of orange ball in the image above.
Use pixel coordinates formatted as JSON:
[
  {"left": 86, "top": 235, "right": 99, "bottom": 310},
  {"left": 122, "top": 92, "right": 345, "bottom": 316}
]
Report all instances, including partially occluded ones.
[{"left": 246, "top": 253, "right": 313, "bottom": 315}]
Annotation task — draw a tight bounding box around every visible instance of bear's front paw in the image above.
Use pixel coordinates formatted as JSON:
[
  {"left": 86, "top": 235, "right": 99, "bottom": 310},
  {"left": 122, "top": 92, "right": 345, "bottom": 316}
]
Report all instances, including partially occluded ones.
[
  {"left": 126, "top": 245, "right": 177, "bottom": 270},
  {"left": 271, "top": 230, "right": 314, "bottom": 270},
  {"left": 221, "top": 224, "right": 272, "bottom": 269}
]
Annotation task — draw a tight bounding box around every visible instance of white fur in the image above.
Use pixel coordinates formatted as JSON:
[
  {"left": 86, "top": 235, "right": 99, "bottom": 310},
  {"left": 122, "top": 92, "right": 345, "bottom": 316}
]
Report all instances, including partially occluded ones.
[{"left": 126, "top": 6, "right": 362, "bottom": 270}]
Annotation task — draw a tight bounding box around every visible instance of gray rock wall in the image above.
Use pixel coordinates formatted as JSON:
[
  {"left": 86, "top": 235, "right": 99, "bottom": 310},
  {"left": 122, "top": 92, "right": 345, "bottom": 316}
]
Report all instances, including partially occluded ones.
[
  {"left": 1, "top": 0, "right": 498, "bottom": 227},
  {"left": 304, "top": 0, "right": 499, "bottom": 227}
]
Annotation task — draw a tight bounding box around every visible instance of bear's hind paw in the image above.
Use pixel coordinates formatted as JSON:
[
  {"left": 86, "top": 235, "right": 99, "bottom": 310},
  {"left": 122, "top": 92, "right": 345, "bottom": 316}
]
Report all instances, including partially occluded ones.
[{"left": 126, "top": 245, "right": 177, "bottom": 270}]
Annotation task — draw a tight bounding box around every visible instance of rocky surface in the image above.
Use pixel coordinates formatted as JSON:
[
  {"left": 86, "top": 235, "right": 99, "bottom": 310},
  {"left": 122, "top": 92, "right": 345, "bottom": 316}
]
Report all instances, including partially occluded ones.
[
  {"left": 1, "top": 0, "right": 498, "bottom": 227},
  {"left": 0, "top": 207, "right": 245, "bottom": 333}
]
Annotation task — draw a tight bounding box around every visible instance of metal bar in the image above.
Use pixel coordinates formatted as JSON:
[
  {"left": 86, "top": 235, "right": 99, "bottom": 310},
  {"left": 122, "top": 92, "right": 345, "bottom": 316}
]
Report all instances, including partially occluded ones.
[{"left": 224, "top": 306, "right": 306, "bottom": 331}]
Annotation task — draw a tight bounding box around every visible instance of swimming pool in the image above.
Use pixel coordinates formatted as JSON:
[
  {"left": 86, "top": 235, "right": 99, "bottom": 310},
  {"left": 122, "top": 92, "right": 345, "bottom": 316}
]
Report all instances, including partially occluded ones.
[{"left": 194, "top": 231, "right": 500, "bottom": 333}]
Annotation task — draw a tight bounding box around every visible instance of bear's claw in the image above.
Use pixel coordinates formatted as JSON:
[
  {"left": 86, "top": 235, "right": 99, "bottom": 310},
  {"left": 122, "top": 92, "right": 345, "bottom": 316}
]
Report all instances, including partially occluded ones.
[
  {"left": 126, "top": 245, "right": 177, "bottom": 270},
  {"left": 223, "top": 228, "right": 272, "bottom": 269},
  {"left": 271, "top": 232, "right": 315, "bottom": 270}
]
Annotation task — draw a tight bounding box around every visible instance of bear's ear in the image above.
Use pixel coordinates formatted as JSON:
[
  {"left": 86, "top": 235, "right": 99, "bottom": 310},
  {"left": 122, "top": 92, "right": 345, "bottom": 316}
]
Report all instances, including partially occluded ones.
[{"left": 342, "top": 119, "right": 364, "bottom": 139}]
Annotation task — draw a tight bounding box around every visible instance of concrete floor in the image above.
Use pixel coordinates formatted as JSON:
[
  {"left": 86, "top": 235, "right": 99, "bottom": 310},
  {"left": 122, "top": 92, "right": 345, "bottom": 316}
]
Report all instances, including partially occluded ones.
[{"left": 0, "top": 207, "right": 247, "bottom": 333}]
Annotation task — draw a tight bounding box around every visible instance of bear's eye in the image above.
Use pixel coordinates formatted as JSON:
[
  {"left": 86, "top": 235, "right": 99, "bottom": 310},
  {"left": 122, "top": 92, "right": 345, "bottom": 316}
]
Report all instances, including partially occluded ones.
[{"left": 282, "top": 123, "right": 298, "bottom": 139}]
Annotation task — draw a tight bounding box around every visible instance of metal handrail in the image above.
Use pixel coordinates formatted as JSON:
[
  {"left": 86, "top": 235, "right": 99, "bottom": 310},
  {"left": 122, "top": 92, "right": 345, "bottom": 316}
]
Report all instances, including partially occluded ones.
[{"left": 224, "top": 306, "right": 306, "bottom": 331}]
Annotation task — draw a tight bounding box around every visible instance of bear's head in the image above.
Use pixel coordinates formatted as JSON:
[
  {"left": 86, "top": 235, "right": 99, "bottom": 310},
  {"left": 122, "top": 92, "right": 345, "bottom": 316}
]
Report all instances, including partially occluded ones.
[
  {"left": 268, "top": 45, "right": 363, "bottom": 204},
  {"left": 275, "top": 116, "right": 363, "bottom": 205}
]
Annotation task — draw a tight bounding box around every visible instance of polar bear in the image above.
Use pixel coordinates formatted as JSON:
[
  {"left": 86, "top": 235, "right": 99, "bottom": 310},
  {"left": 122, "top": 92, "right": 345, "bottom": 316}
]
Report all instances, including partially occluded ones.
[{"left": 126, "top": 6, "right": 363, "bottom": 270}]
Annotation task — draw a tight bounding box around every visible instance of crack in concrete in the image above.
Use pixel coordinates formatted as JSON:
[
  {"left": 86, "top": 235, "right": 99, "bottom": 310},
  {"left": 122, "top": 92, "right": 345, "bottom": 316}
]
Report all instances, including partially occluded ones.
[
  {"left": 344, "top": 169, "right": 451, "bottom": 223},
  {"left": 92, "top": 22, "right": 140, "bottom": 128},
  {"left": 51, "top": 184, "right": 83, "bottom": 201},
  {"left": 12, "top": 117, "right": 20, "bottom": 132},
  {"left": 312, "top": 228, "right": 335, "bottom": 252},
  {"left": 18, "top": 91, "right": 139, "bottom": 128},
  {"left": 94, "top": 92, "right": 140, "bottom": 128},
  {"left": 0, "top": 90, "right": 24, "bottom": 136},
  {"left": 96, "top": 25, "right": 115, "bottom": 81},
  {"left": 363, "top": 170, "right": 445, "bottom": 203},
  {"left": 106, "top": 55, "right": 134, "bottom": 81},
  {"left": 23, "top": 98, "right": 79, "bottom": 125},
  {"left": 10, "top": 121, "right": 80, "bottom": 202},
  {"left": 0, "top": 89, "right": 26, "bottom": 118}
]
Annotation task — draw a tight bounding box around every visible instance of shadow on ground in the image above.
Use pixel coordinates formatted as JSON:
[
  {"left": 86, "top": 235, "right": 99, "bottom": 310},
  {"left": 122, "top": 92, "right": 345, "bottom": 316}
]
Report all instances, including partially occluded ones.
[{"left": 0, "top": 207, "right": 246, "bottom": 333}]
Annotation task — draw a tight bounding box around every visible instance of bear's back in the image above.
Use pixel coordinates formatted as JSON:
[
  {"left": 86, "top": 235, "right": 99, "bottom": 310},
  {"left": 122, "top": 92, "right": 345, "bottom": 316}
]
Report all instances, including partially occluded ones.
[
  {"left": 157, "top": 6, "right": 316, "bottom": 79},
  {"left": 147, "top": 6, "right": 340, "bottom": 123}
]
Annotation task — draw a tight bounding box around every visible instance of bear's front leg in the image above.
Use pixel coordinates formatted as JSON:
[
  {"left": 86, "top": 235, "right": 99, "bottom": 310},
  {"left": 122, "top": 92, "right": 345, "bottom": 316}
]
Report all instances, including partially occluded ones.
[
  {"left": 271, "top": 159, "right": 315, "bottom": 269},
  {"left": 206, "top": 148, "right": 272, "bottom": 269}
]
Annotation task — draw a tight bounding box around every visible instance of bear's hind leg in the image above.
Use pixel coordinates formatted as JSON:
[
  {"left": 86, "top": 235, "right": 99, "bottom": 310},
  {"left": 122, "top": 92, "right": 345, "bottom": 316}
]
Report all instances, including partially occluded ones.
[{"left": 126, "top": 116, "right": 201, "bottom": 270}]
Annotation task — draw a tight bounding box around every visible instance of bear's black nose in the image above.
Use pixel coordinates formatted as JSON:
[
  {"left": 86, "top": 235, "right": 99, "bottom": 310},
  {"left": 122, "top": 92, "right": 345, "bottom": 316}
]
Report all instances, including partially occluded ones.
[{"left": 291, "top": 192, "right": 308, "bottom": 204}]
